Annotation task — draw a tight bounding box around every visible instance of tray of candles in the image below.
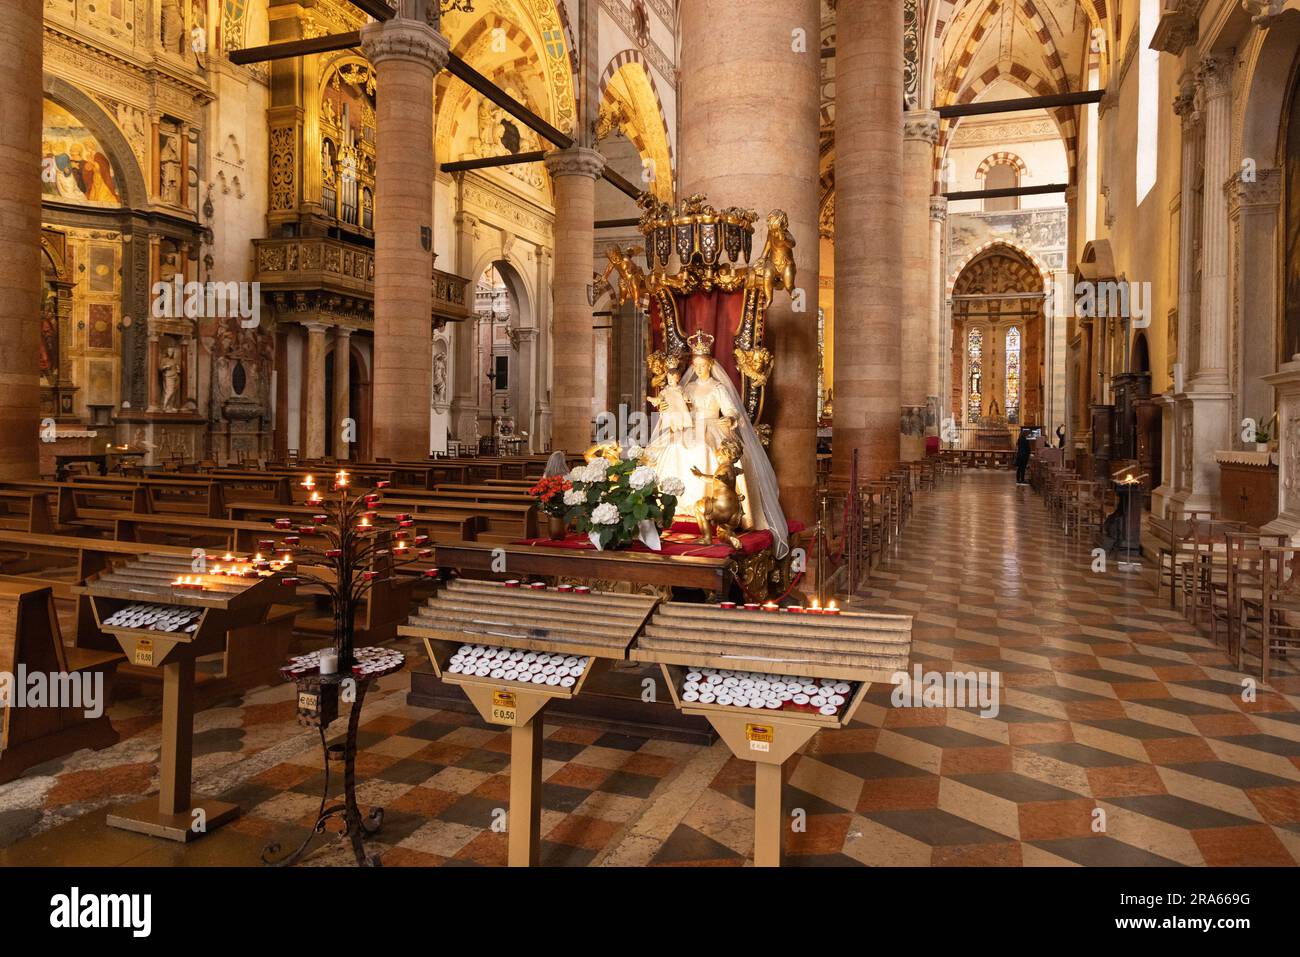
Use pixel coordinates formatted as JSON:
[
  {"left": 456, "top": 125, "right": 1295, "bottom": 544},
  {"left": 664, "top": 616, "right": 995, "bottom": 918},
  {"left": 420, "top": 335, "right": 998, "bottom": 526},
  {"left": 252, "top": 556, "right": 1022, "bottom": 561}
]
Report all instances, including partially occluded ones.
[
  {"left": 398, "top": 579, "right": 656, "bottom": 708},
  {"left": 76, "top": 551, "right": 295, "bottom": 665},
  {"left": 630, "top": 600, "right": 912, "bottom": 729}
]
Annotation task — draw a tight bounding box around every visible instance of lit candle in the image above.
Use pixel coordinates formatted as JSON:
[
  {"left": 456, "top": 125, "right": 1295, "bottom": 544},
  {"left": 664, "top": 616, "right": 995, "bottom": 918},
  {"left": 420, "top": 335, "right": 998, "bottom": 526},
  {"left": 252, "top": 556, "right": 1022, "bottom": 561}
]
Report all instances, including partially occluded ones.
[
  {"left": 762, "top": 601, "right": 779, "bottom": 612},
  {"left": 826, "top": 600, "right": 840, "bottom": 616},
  {"left": 308, "top": 491, "right": 322, "bottom": 504},
  {"left": 301, "top": 474, "right": 315, "bottom": 490},
  {"left": 335, "top": 470, "right": 349, "bottom": 488}
]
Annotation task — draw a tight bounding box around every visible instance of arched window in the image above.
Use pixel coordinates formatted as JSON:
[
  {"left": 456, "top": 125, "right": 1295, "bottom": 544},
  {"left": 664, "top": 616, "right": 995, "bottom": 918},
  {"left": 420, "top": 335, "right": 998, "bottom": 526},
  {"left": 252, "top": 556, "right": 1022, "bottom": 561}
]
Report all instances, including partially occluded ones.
[
  {"left": 967, "top": 327, "right": 984, "bottom": 423},
  {"left": 984, "top": 162, "right": 1019, "bottom": 211},
  {"left": 1006, "top": 326, "right": 1021, "bottom": 424}
]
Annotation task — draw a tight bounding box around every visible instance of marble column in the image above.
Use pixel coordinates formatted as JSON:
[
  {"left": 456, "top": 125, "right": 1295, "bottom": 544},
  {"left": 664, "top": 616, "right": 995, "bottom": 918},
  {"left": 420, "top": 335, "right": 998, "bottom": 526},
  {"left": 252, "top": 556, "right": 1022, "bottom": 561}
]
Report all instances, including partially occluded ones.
[
  {"left": 901, "top": 111, "right": 939, "bottom": 460},
  {"left": 544, "top": 147, "right": 604, "bottom": 455},
  {"left": 678, "top": 0, "right": 821, "bottom": 525},
  {"left": 928, "top": 195, "right": 948, "bottom": 425},
  {"left": 832, "top": 0, "right": 903, "bottom": 481},
  {"left": 1178, "top": 56, "right": 1234, "bottom": 511},
  {"left": 361, "top": 14, "right": 449, "bottom": 461},
  {"left": 303, "top": 322, "right": 328, "bottom": 460},
  {"left": 1197, "top": 56, "right": 1232, "bottom": 387},
  {"left": 332, "top": 327, "right": 352, "bottom": 460},
  {"left": 0, "top": 0, "right": 40, "bottom": 478}
]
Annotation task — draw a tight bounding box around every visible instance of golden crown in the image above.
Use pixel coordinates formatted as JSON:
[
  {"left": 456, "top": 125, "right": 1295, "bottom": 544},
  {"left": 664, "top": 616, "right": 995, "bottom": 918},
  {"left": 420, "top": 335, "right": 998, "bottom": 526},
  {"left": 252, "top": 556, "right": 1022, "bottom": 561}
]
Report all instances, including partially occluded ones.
[{"left": 688, "top": 330, "right": 715, "bottom": 357}]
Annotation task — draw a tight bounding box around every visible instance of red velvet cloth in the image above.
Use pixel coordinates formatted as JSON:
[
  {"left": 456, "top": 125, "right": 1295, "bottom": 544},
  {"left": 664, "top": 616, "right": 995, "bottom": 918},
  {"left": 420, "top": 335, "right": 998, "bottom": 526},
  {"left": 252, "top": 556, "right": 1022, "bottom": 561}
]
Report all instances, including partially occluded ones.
[
  {"left": 513, "top": 520, "right": 805, "bottom": 559},
  {"left": 649, "top": 289, "right": 746, "bottom": 387}
]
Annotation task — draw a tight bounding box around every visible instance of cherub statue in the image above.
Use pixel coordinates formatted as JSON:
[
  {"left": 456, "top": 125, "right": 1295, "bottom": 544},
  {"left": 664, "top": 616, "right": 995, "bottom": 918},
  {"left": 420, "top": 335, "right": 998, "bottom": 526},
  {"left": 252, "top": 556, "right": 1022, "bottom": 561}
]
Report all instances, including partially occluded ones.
[
  {"left": 690, "top": 437, "right": 746, "bottom": 551},
  {"left": 734, "top": 346, "right": 774, "bottom": 387},
  {"left": 592, "top": 245, "right": 646, "bottom": 308},
  {"left": 746, "top": 209, "right": 797, "bottom": 306},
  {"left": 583, "top": 441, "right": 622, "bottom": 465}
]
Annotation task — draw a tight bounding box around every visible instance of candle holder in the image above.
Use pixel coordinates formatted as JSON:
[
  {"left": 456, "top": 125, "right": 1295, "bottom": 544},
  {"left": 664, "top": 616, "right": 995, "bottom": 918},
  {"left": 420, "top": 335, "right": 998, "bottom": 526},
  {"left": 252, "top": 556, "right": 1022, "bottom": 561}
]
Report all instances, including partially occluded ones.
[{"left": 278, "top": 477, "right": 433, "bottom": 672}]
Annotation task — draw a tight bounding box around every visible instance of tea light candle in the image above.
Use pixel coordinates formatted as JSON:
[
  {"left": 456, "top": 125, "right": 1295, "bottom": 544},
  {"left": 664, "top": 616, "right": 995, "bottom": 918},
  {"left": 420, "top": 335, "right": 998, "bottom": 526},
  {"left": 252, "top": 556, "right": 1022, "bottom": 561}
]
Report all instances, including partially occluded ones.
[
  {"left": 556, "top": 584, "right": 573, "bottom": 593},
  {"left": 574, "top": 585, "right": 591, "bottom": 594},
  {"left": 319, "top": 650, "right": 338, "bottom": 676},
  {"left": 422, "top": 567, "right": 440, "bottom": 578},
  {"left": 300, "top": 475, "right": 316, "bottom": 490},
  {"left": 762, "top": 602, "right": 779, "bottom": 612},
  {"left": 504, "top": 579, "right": 521, "bottom": 588},
  {"left": 719, "top": 601, "right": 736, "bottom": 610},
  {"left": 826, "top": 601, "right": 841, "bottom": 616},
  {"left": 743, "top": 603, "right": 759, "bottom": 611},
  {"left": 529, "top": 582, "right": 546, "bottom": 590},
  {"left": 787, "top": 606, "right": 804, "bottom": 614}
]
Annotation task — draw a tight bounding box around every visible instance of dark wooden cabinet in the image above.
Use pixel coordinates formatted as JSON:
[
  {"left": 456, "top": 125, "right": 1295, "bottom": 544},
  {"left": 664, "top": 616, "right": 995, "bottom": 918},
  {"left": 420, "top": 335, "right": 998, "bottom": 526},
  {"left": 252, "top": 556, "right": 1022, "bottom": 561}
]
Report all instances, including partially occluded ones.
[{"left": 1218, "top": 458, "right": 1279, "bottom": 528}]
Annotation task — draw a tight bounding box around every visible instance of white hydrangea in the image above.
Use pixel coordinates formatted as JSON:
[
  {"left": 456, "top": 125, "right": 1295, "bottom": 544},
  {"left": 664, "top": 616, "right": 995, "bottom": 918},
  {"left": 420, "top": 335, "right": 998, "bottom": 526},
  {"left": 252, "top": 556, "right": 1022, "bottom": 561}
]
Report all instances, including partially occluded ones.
[
  {"left": 626, "top": 444, "right": 645, "bottom": 460},
  {"left": 566, "top": 467, "right": 590, "bottom": 484},
  {"left": 659, "top": 476, "right": 685, "bottom": 497},
  {"left": 563, "top": 488, "right": 584, "bottom": 506},
  {"left": 591, "top": 502, "right": 620, "bottom": 525},
  {"left": 587, "top": 457, "right": 611, "bottom": 473},
  {"left": 629, "top": 465, "right": 658, "bottom": 491}
]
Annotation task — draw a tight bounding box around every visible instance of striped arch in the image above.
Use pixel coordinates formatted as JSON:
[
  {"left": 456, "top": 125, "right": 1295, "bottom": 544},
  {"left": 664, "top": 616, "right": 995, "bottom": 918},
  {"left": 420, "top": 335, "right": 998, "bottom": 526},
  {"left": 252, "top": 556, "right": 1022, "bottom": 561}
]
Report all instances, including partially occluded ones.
[
  {"left": 933, "top": 65, "right": 1077, "bottom": 191},
  {"left": 931, "top": 0, "right": 1105, "bottom": 45},
  {"left": 934, "top": 0, "right": 1070, "bottom": 109},
  {"left": 976, "top": 151, "right": 1029, "bottom": 179},
  {"left": 947, "top": 238, "right": 1050, "bottom": 295},
  {"left": 598, "top": 49, "right": 675, "bottom": 176}
]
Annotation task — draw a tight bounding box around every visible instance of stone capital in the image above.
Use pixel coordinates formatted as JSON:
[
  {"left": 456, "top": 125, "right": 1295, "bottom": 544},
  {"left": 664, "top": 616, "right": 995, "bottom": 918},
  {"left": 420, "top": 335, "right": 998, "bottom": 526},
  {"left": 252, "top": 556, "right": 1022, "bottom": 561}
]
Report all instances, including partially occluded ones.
[
  {"left": 302, "top": 321, "right": 329, "bottom": 335},
  {"left": 903, "top": 110, "right": 940, "bottom": 144},
  {"left": 1225, "top": 166, "right": 1281, "bottom": 209},
  {"left": 360, "top": 16, "right": 450, "bottom": 71},
  {"left": 928, "top": 194, "right": 948, "bottom": 223},
  {"left": 334, "top": 326, "right": 353, "bottom": 340},
  {"left": 543, "top": 146, "right": 605, "bottom": 180},
  {"left": 1173, "top": 88, "right": 1199, "bottom": 129},
  {"left": 1196, "top": 54, "right": 1233, "bottom": 100}
]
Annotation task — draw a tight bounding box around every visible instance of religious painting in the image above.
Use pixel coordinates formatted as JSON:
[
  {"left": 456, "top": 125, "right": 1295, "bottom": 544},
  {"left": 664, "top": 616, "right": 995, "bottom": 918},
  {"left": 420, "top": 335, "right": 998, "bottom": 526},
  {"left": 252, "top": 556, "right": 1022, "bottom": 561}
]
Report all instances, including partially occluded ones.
[
  {"left": 87, "top": 303, "right": 115, "bottom": 351},
  {"left": 39, "top": 285, "right": 58, "bottom": 385},
  {"left": 41, "top": 100, "right": 122, "bottom": 206}
]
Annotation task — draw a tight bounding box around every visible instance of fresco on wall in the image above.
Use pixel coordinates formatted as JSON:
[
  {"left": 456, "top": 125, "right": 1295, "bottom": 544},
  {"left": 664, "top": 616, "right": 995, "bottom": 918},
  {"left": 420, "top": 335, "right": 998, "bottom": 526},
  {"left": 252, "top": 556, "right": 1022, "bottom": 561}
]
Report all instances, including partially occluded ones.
[{"left": 41, "top": 100, "right": 122, "bottom": 206}]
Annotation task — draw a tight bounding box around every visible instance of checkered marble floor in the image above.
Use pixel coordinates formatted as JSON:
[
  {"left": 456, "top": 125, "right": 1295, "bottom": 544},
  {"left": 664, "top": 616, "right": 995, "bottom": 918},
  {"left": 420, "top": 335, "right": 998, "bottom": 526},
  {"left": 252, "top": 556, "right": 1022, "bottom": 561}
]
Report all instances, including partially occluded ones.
[{"left": 3, "top": 472, "right": 1300, "bottom": 866}]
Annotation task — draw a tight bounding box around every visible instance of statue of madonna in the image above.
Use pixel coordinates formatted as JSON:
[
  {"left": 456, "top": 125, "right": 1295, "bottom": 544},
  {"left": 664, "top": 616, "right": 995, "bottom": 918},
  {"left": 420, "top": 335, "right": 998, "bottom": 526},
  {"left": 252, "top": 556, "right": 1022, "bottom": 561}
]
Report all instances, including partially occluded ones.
[{"left": 644, "top": 331, "right": 789, "bottom": 557}]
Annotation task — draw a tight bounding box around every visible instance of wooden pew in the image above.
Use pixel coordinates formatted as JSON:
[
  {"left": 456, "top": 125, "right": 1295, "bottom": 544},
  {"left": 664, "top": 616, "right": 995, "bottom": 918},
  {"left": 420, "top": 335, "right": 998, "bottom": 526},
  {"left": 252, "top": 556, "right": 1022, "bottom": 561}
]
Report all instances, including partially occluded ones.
[
  {"left": 0, "top": 582, "right": 122, "bottom": 784},
  {"left": 0, "top": 490, "right": 54, "bottom": 534},
  {"left": 169, "top": 471, "right": 293, "bottom": 505},
  {"left": 224, "top": 500, "right": 485, "bottom": 544},
  {"left": 360, "top": 496, "right": 537, "bottom": 543},
  {"left": 69, "top": 474, "right": 226, "bottom": 518}
]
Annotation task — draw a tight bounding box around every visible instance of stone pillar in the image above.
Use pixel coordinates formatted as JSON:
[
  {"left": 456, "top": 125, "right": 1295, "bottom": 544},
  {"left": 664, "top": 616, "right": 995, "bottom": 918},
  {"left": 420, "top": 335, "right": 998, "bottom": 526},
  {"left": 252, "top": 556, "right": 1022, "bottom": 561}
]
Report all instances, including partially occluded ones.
[
  {"left": 303, "top": 322, "right": 328, "bottom": 460},
  {"left": 928, "top": 195, "right": 947, "bottom": 427},
  {"left": 901, "top": 111, "right": 938, "bottom": 460},
  {"left": 1196, "top": 55, "right": 1232, "bottom": 387},
  {"left": 0, "top": 0, "right": 41, "bottom": 478},
  {"left": 361, "top": 14, "right": 449, "bottom": 461},
  {"left": 678, "top": 0, "right": 821, "bottom": 525},
  {"left": 1175, "top": 56, "right": 1234, "bottom": 511},
  {"left": 332, "top": 327, "right": 352, "bottom": 459},
  {"left": 544, "top": 147, "right": 604, "bottom": 455},
  {"left": 535, "top": 246, "right": 553, "bottom": 450},
  {"left": 831, "top": 0, "right": 903, "bottom": 482}
]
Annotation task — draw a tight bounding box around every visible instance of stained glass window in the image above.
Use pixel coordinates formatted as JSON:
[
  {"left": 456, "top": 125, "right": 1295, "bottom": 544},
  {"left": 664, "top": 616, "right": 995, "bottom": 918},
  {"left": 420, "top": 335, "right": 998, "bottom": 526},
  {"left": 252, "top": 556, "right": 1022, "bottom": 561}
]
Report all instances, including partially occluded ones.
[
  {"left": 967, "top": 327, "right": 983, "bottom": 423},
  {"left": 1006, "top": 326, "right": 1021, "bottom": 425}
]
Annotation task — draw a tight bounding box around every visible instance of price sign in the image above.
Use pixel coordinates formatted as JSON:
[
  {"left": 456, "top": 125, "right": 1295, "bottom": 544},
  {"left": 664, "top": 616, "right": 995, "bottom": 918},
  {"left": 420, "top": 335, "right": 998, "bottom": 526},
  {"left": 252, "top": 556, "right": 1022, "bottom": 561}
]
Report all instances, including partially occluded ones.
[
  {"left": 490, "top": 690, "right": 518, "bottom": 725},
  {"left": 134, "top": 639, "right": 154, "bottom": 667},
  {"left": 746, "top": 723, "right": 773, "bottom": 752}
]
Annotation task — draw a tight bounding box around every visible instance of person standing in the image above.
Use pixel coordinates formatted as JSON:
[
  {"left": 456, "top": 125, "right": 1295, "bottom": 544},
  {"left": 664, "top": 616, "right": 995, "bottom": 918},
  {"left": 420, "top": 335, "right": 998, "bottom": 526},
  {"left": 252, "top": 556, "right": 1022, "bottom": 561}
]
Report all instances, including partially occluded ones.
[{"left": 1014, "top": 428, "right": 1031, "bottom": 486}]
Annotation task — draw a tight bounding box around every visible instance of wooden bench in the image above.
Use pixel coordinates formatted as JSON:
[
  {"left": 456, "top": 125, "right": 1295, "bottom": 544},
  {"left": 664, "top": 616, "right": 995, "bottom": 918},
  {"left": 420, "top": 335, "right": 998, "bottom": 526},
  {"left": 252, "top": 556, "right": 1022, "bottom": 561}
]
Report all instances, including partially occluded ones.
[
  {"left": 224, "top": 500, "right": 483, "bottom": 543},
  {"left": 68, "top": 474, "right": 226, "bottom": 518},
  {"left": 0, "top": 489, "right": 53, "bottom": 534},
  {"left": 0, "top": 581, "right": 121, "bottom": 784},
  {"left": 370, "top": 497, "right": 537, "bottom": 543}
]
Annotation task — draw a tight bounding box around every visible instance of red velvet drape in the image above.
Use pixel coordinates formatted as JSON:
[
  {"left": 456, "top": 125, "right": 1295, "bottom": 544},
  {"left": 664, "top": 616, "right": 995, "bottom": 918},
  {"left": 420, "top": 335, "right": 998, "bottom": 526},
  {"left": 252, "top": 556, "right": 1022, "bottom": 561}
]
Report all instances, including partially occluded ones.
[{"left": 649, "top": 289, "right": 746, "bottom": 388}]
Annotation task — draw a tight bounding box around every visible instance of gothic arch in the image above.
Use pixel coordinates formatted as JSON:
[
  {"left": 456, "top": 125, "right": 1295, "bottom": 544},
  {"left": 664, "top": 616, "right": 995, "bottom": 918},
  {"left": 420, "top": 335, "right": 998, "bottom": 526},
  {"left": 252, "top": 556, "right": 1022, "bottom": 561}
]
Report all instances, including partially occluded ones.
[
  {"left": 976, "top": 151, "right": 1029, "bottom": 180},
  {"left": 598, "top": 53, "right": 674, "bottom": 199}
]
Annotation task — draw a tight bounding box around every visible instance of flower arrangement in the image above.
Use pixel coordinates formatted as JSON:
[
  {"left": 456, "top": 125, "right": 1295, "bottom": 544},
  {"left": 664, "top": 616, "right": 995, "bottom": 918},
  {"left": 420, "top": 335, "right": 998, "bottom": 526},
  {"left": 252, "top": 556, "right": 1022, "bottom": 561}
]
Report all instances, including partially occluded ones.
[
  {"left": 563, "top": 452, "right": 681, "bottom": 550},
  {"left": 528, "top": 474, "right": 572, "bottom": 518}
]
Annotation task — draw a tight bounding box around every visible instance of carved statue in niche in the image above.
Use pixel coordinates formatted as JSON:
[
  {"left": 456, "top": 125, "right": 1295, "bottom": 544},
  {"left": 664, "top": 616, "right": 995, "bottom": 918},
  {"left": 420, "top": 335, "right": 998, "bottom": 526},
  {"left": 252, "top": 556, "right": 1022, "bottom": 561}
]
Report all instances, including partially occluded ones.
[
  {"left": 159, "top": 126, "right": 182, "bottom": 205},
  {"left": 433, "top": 350, "right": 448, "bottom": 405},
  {"left": 159, "top": 342, "right": 182, "bottom": 412},
  {"left": 161, "top": 0, "right": 185, "bottom": 53}
]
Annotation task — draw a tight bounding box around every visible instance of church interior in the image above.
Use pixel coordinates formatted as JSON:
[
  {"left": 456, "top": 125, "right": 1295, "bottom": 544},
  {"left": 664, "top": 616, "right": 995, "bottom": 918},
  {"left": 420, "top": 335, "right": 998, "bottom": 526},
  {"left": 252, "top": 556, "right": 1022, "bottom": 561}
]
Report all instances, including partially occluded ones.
[{"left": 1, "top": 0, "right": 1299, "bottom": 885}]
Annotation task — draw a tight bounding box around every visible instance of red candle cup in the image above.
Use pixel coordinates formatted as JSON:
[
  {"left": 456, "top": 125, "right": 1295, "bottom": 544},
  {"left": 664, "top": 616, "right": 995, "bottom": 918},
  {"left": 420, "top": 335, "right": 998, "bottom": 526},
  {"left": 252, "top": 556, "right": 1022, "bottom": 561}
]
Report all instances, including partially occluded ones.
[
  {"left": 422, "top": 568, "right": 440, "bottom": 578},
  {"left": 414, "top": 535, "right": 430, "bottom": 545},
  {"left": 504, "top": 580, "right": 521, "bottom": 588},
  {"left": 280, "top": 577, "right": 300, "bottom": 586},
  {"left": 325, "top": 549, "right": 342, "bottom": 558},
  {"left": 719, "top": 601, "right": 737, "bottom": 610},
  {"left": 743, "top": 603, "right": 760, "bottom": 611},
  {"left": 787, "top": 606, "right": 805, "bottom": 614},
  {"left": 574, "top": 585, "right": 591, "bottom": 594},
  {"left": 529, "top": 582, "right": 546, "bottom": 590},
  {"left": 375, "top": 481, "right": 390, "bottom": 489},
  {"left": 417, "top": 548, "right": 434, "bottom": 558},
  {"left": 274, "top": 519, "right": 292, "bottom": 530},
  {"left": 362, "top": 571, "right": 378, "bottom": 582}
]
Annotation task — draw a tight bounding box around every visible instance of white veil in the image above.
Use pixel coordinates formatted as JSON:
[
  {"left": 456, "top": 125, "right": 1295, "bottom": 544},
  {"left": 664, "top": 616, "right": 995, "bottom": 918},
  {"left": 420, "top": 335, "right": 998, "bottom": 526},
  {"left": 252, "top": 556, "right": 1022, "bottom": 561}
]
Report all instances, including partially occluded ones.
[{"left": 676, "top": 364, "right": 790, "bottom": 559}]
